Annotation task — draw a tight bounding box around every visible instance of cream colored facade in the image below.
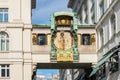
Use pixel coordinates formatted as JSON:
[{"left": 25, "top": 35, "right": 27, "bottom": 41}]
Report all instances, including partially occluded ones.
[{"left": 0, "top": 0, "right": 36, "bottom": 80}]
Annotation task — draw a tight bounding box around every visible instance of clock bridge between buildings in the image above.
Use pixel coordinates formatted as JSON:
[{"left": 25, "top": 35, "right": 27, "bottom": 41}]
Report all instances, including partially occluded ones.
[{"left": 31, "top": 11, "right": 97, "bottom": 79}]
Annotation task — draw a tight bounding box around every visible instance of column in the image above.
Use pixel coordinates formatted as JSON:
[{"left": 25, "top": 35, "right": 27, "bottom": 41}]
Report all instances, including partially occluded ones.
[
  {"left": 23, "top": 25, "right": 32, "bottom": 80},
  {"left": 24, "top": 63, "right": 32, "bottom": 80}
]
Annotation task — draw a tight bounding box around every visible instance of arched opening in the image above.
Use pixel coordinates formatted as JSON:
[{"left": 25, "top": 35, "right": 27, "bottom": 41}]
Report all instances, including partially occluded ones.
[
  {"left": 0, "top": 31, "right": 9, "bottom": 51},
  {"left": 110, "top": 13, "right": 116, "bottom": 38}
]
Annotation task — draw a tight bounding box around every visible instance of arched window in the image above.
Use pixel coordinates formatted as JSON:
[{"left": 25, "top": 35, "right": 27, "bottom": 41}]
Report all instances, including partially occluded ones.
[
  {"left": 100, "top": 28, "right": 104, "bottom": 47},
  {"left": 110, "top": 13, "right": 116, "bottom": 38},
  {"left": 0, "top": 32, "right": 9, "bottom": 51}
]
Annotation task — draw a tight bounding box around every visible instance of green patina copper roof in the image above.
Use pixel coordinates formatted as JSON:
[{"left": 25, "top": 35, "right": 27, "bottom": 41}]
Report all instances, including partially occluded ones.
[
  {"left": 33, "top": 24, "right": 96, "bottom": 28},
  {"left": 33, "top": 24, "right": 50, "bottom": 27},
  {"left": 77, "top": 23, "right": 96, "bottom": 28}
]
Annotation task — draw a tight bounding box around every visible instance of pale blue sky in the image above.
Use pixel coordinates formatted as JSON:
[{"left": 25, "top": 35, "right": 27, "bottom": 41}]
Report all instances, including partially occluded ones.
[
  {"left": 32, "top": 0, "right": 72, "bottom": 24},
  {"left": 37, "top": 69, "right": 58, "bottom": 78},
  {"left": 32, "top": 0, "right": 71, "bottom": 77}
]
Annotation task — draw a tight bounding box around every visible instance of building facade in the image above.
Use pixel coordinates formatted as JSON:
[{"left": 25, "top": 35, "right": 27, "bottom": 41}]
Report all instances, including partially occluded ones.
[
  {"left": 0, "top": 0, "right": 36, "bottom": 80},
  {"left": 68, "top": 0, "right": 95, "bottom": 24},
  {"left": 93, "top": 0, "right": 120, "bottom": 80},
  {"left": 68, "top": 0, "right": 120, "bottom": 80}
]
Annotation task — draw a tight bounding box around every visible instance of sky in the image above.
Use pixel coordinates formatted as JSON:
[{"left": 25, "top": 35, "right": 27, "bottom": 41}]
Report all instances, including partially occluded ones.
[
  {"left": 33, "top": 0, "right": 72, "bottom": 77},
  {"left": 36, "top": 69, "right": 58, "bottom": 78},
  {"left": 32, "top": 0, "right": 72, "bottom": 24}
]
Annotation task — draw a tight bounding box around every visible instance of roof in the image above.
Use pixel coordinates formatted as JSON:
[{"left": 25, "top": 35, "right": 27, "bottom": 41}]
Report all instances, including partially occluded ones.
[
  {"left": 78, "top": 24, "right": 95, "bottom": 28},
  {"left": 32, "top": 24, "right": 50, "bottom": 28},
  {"left": 32, "top": 24, "right": 95, "bottom": 28}
]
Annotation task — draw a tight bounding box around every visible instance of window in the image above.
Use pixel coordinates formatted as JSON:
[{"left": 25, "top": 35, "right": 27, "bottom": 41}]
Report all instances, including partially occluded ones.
[
  {"left": 0, "top": 65, "right": 9, "bottom": 78},
  {"left": 110, "top": 14, "right": 116, "bottom": 38},
  {"left": 78, "top": 11, "right": 82, "bottom": 24},
  {"left": 100, "top": 0, "right": 104, "bottom": 16},
  {"left": 0, "top": 32, "right": 9, "bottom": 51},
  {"left": 32, "top": 33, "right": 47, "bottom": 45},
  {"left": 100, "top": 28, "right": 104, "bottom": 47},
  {"left": 85, "top": 15, "right": 88, "bottom": 24},
  {"left": 0, "top": 9, "right": 8, "bottom": 22},
  {"left": 80, "top": 34, "right": 96, "bottom": 45},
  {"left": 82, "top": 34, "right": 91, "bottom": 45},
  {"left": 85, "top": 5, "right": 88, "bottom": 24},
  {"left": 91, "top": 0, "right": 95, "bottom": 12},
  {"left": 91, "top": 2, "right": 95, "bottom": 24},
  {"left": 79, "top": 15, "right": 82, "bottom": 24},
  {"left": 37, "top": 34, "right": 46, "bottom": 45},
  {"left": 91, "top": 15, "right": 95, "bottom": 24}
]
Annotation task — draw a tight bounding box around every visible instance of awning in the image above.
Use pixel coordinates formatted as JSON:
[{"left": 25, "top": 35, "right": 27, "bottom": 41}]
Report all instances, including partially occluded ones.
[{"left": 89, "top": 48, "right": 119, "bottom": 77}]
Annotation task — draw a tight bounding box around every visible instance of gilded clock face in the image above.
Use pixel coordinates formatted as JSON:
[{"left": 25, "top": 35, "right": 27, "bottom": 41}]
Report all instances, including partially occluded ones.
[{"left": 54, "top": 31, "right": 73, "bottom": 50}]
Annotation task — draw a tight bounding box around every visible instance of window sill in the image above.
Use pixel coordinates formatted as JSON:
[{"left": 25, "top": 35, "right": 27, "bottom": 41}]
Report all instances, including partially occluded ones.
[
  {"left": 0, "top": 21, "right": 9, "bottom": 23},
  {"left": 0, "top": 77, "right": 10, "bottom": 79},
  {"left": 0, "top": 51, "right": 9, "bottom": 53}
]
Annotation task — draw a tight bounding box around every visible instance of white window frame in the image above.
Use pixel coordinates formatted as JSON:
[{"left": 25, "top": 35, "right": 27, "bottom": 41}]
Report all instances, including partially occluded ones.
[
  {"left": 0, "top": 9, "right": 8, "bottom": 22},
  {"left": 0, "top": 65, "right": 10, "bottom": 78},
  {"left": 0, "top": 32, "right": 9, "bottom": 51}
]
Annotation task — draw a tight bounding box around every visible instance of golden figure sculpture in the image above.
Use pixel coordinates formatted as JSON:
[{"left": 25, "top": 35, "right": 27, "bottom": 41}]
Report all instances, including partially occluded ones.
[{"left": 59, "top": 32, "right": 65, "bottom": 50}]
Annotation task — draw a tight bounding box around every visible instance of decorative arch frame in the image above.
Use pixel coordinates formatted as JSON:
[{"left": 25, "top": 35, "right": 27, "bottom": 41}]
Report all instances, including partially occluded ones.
[
  {"left": 109, "top": 11, "right": 117, "bottom": 39},
  {"left": 0, "top": 31, "right": 9, "bottom": 51}
]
